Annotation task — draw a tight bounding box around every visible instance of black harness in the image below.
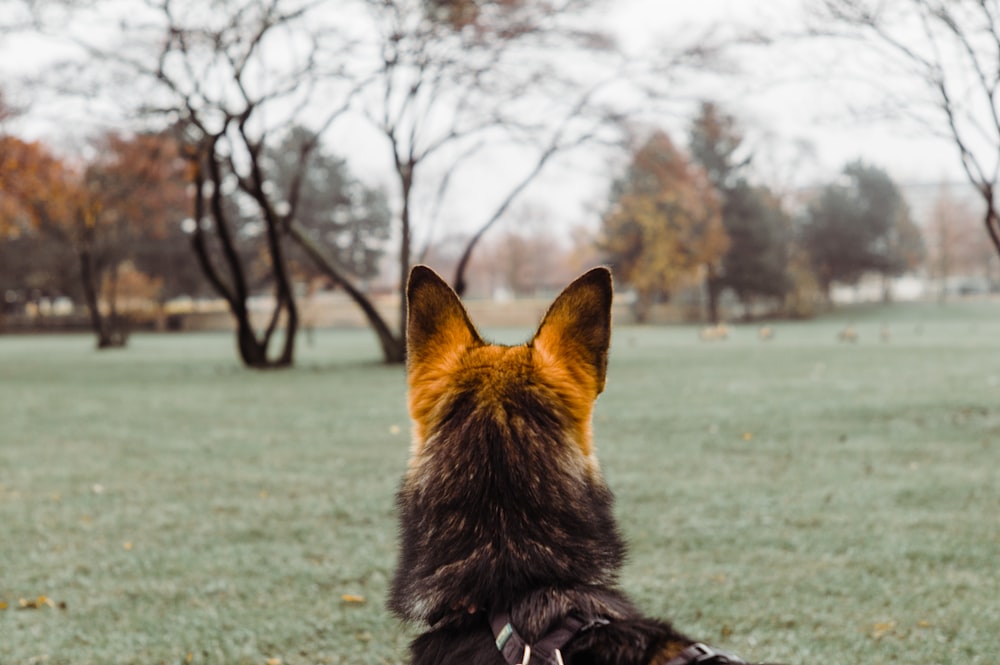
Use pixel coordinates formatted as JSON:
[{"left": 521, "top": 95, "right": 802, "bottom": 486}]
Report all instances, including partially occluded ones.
[
  {"left": 488, "top": 609, "right": 747, "bottom": 665},
  {"left": 489, "top": 610, "right": 606, "bottom": 665}
]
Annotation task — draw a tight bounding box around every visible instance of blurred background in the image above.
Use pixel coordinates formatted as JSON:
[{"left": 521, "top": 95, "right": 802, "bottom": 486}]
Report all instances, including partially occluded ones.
[{"left": 0, "top": 0, "right": 997, "bottom": 366}]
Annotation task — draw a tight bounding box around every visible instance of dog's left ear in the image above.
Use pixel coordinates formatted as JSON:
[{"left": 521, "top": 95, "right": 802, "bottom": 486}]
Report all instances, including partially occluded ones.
[
  {"left": 532, "top": 267, "right": 613, "bottom": 394},
  {"left": 406, "top": 265, "right": 482, "bottom": 372}
]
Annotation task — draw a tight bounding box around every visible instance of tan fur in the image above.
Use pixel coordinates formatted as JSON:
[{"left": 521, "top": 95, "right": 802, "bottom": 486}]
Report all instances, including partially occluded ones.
[{"left": 406, "top": 266, "right": 609, "bottom": 462}]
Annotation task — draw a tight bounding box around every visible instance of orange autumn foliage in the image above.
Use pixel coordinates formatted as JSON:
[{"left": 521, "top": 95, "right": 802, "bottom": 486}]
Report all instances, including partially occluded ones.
[
  {"left": 601, "top": 131, "right": 728, "bottom": 313},
  {"left": 0, "top": 131, "right": 189, "bottom": 343},
  {"left": 0, "top": 136, "right": 85, "bottom": 238}
]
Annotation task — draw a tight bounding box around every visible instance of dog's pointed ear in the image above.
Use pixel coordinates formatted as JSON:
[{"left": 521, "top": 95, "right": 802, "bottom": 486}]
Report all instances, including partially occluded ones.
[
  {"left": 532, "top": 267, "right": 613, "bottom": 394},
  {"left": 406, "top": 265, "right": 481, "bottom": 370}
]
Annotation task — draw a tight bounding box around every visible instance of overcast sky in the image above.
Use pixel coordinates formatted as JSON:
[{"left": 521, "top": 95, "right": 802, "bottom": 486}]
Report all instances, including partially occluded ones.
[{"left": 0, "top": 0, "right": 972, "bottom": 237}]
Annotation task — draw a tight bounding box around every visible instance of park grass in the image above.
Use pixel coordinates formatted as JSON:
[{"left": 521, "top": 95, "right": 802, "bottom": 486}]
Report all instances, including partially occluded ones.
[{"left": 1, "top": 301, "right": 999, "bottom": 665}]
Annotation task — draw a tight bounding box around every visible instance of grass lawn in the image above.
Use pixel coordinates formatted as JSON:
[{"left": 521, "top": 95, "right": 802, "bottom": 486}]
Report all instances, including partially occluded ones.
[{"left": 2, "top": 301, "right": 999, "bottom": 665}]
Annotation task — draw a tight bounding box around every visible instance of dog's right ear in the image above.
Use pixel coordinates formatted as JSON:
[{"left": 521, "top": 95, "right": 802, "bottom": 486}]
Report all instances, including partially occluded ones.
[
  {"left": 406, "top": 265, "right": 482, "bottom": 373},
  {"left": 532, "top": 266, "right": 613, "bottom": 395}
]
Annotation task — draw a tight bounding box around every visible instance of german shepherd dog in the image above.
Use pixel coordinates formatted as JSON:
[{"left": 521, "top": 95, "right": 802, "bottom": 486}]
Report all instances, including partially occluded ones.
[{"left": 389, "top": 266, "right": 774, "bottom": 665}]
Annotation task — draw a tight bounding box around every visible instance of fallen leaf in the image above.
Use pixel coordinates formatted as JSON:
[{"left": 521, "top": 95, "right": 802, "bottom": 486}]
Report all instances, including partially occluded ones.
[
  {"left": 0, "top": 601, "right": 7, "bottom": 610},
  {"left": 123, "top": 541, "right": 134, "bottom": 551},
  {"left": 917, "top": 620, "right": 932, "bottom": 628},
  {"left": 871, "top": 620, "right": 896, "bottom": 639},
  {"left": 266, "top": 658, "right": 282, "bottom": 665},
  {"left": 341, "top": 594, "right": 365, "bottom": 604},
  {"left": 17, "top": 595, "right": 59, "bottom": 610},
  {"left": 742, "top": 432, "right": 753, "bottom": 441}
]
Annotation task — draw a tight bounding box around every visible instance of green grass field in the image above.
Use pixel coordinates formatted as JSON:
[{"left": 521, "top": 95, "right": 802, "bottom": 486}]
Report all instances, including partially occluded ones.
[{"left": 2, "top": 301, "right": 999, "bottom": 665}]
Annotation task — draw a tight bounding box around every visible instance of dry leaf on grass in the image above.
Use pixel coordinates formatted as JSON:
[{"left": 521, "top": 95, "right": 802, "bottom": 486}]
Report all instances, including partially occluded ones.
[
  {"left": 17, "top": 595, "right": 64, "bottom": 610},
  {"left": 870, "top": 620, "right": 896, "bottom": 639}
]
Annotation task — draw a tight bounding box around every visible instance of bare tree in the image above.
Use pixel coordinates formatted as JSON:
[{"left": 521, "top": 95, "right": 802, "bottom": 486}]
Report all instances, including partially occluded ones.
[
  {"left": 375, "top": 1, "right": 733, "bottom": 298},
  {"left": 819, "top": 0, "right": 1000, "bottom": 259},
  {"left": 147, "top": 0, "right": 352, "bottom": 368},
  {"left": 356, "top": 0, "right": 619, "bottom": 309},
  {"left": 19, "top": 0, "right": 390, "bottom": 366}
]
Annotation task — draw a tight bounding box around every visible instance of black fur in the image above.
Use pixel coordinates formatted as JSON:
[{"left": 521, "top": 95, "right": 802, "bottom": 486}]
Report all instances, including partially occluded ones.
[{"left": 387, "top": 380, "right": 694, "bottom": 664}]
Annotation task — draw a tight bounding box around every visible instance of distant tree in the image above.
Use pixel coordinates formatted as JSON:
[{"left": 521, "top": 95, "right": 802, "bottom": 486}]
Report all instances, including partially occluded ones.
[
  {"left": 266, "top": 126, "right": 391, "bottom": 284},
  {"left": 819, "top": 0, "right": 1000, "bottom": 262},
  {"left": 0, "top": 100, "right": 79, "bottom": 313},
  {"left": 474, "top": 208, "right": 573, "bottom": 297},
  {"left": 927, "top": 182, "right": 996, "bottom": 299},
  {"left": 688, "top": 101, "right": 751, "bottom": 192},
  {"left": 82, "top": 131, "right": 191, "bottom": 343},
  {"left": 688, "top": 101, "right": 789, "bottom": 321},
  {"left": 600, "top": 131, "right": 727, "bottom": 321},
  {"left": 800, "top": 160, "right": 918, "bottom": 302},
  {"left": 719, "top": 182, "right": 792, "bottom": 316},
  {"left": 879, "top": 199, "right": 925, "bottom": 300},
  {"left": 0, "top": 131, "right": 188, "bottom": 345},
  {"left": 783, "top": 243, "right": 825, "bottom": 319},
  {"left": 131, "top": 222, "right": 211, "bottom": 304}
]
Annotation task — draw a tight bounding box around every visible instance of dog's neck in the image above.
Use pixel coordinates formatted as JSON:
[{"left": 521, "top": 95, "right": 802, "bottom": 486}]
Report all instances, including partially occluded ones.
[{"left": 387, "top": 418, "right": 627, "bottom": 627}]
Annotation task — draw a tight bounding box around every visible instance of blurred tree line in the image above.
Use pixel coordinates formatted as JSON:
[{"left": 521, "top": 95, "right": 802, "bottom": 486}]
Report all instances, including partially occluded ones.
[
  {"left": 600, "top": 102, "right": 926, "bottom": 322},
  {"left": 0, "top": 121, "right": 389, "bottom": 356},
  {"left": 2, "top": 0, "right": 991, "bottom": 368},
  {"left": 1, "top": 0, "right": 726, "bottom": 366}
]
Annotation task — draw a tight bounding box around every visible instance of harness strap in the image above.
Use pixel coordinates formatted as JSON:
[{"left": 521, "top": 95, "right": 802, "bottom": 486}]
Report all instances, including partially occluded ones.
[
  {"left": 662, "top": 642, "right": 748, "bottom": 665},
  {"left": 489, "top": 610, "right": 607, "bottom": 665},
  {"left": 489, "top": 612, "right": 746, "bottom": 665}
]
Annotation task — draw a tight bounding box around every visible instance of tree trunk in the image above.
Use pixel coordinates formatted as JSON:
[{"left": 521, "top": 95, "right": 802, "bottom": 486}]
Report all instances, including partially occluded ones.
[
  {"left": 983, "top": 187, "right": 1000, "bottom": 260},
  {"left": 398, "top": 171, "right": 413, "bottom": 351},
  {"left": 185, "top": 145, "right": 294, "bottom": 369},
  {"left": 704, "top": 267, "right": 722, "bottom": 325},
  {"left": 881, "top": 273, "right": 893, "bottom": 303},
  {"left": 288, "top": 220, "right": 405, "bottom": 363},
  {"left": 78, "top": 246, "right": 127, "bottom": 349}
]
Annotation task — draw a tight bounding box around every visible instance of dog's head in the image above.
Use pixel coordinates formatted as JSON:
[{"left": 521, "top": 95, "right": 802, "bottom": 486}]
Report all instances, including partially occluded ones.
[
  {"left": 405, "top": 264, "right": 612, "bottom": 466},
  {"left": 389, "top": 265, "right": 624, "bottom": 625}
]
